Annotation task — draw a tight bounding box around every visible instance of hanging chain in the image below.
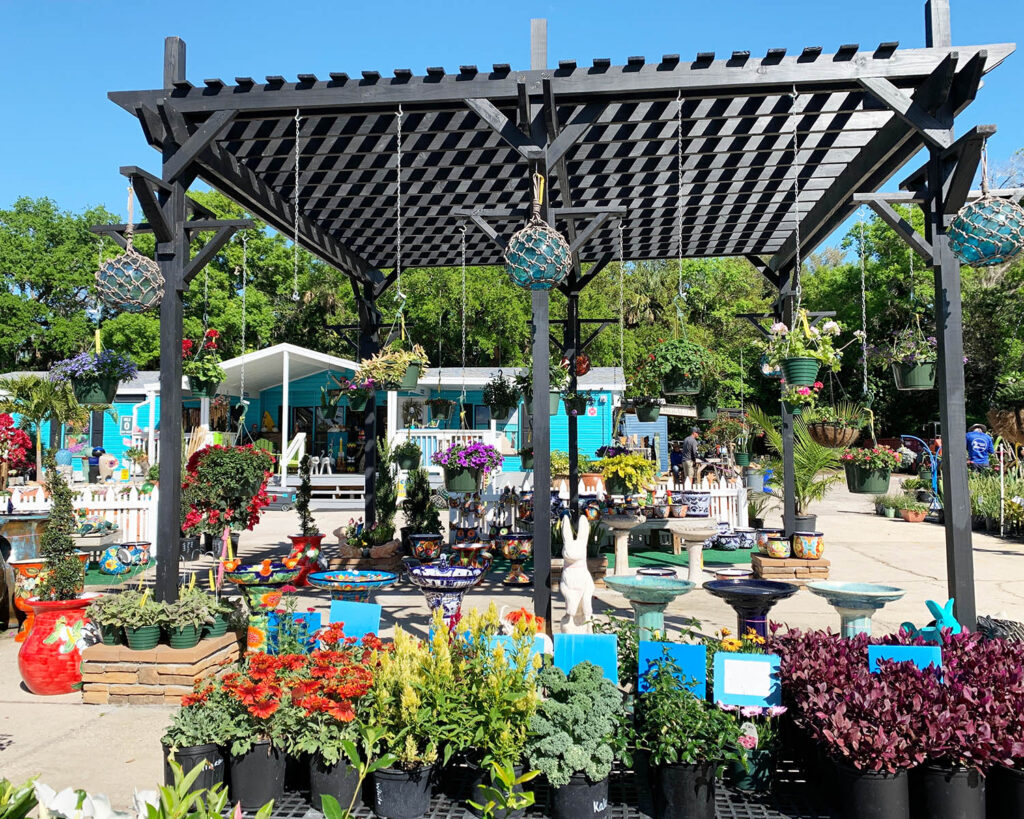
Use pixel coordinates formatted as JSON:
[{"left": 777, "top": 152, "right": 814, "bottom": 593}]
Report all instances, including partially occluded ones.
[
  {"left": 908, "top": 241, "right": 915, "bottom": 308},
  {"left": 396, "top": 105, "right": 405, "bottom": 302},
  {"left": 981, "top": 140, "right": 990, "bottom": 196},
  {"left": 618, "top": 220, "right": 626, "bottom": 387},
  {"left": 790, "top": 87, "right": 803, "bottom": 316},
  {"left": 202, "top": 263, "right": 210, "bottom": 330},
  {"left": 124, "top": 186, "right": 136, "bottom": 251},
  {"left": 292, "top": 109, "right": 302, "bottom": 302},
  {"left": 858, "top": 210, "right": 869, "bottom": 399},
  {"left": 674, "top": 92, "right": 688, "bottom": 337},
  {"left": 240, "top": 232, "right": 248, "bottom": 402},
  {"left": 460, "top": 223, "right": 468, "bottom": 401}
]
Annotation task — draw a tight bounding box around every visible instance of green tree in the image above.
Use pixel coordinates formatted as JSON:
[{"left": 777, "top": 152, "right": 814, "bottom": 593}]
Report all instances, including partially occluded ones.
[
  {"left": 36, "top": 453, "right": 83, "bottom": 601},
  {"left": 0, "top": 375, "right": 89, "bottom": 479}
]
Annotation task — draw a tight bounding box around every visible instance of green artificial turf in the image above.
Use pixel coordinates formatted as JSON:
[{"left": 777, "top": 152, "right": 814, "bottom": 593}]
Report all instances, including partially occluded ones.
[{"left": 84, "top": 561, "right": 149, "bottom": 586}]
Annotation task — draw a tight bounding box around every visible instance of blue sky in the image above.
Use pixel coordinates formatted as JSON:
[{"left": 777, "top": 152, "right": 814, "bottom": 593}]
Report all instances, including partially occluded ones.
[{"left": 1, "top": 0, "right": 1020, "bottom": 252}]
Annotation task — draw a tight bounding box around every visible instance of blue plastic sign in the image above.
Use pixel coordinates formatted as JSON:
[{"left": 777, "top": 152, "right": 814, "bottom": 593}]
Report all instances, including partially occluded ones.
[
  {"left": 488, "top": 634, "right": 548, "bottom": 660},
  {"left": 712, "top": 652, "right": 782, "bottom": 707},
  {"left": 327, "top": 600, "right": 382, "bottom": 642},
  {"left": 868, "top": 644, "right": 942, "bottom": 674},
  {"left": 553, "top": 633, "right": 619, "bottom": 684},
  {"left": 637, "top": 642, "right": 707, "bottom": 696}
]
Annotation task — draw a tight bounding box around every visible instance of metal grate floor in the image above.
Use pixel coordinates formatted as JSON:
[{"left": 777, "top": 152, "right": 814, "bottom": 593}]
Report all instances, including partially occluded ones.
[{"left": 258, "top": 763, "right": 833, "bottom": 819}]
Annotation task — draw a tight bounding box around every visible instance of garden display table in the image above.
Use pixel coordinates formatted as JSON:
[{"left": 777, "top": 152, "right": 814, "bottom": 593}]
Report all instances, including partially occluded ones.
[
  {"left": 662, "top": 519, "right": 718, "bottom": 584},
  {"left": 306, "top": 570, "right": 398, "bottom": 602},
  {"left": 703, "top": 578, "right": 799, "bottom": 638},
  {"left": 806, "top": 581, "right": 905, "bottom": 637},
  {"left": 603, "top": 575, "right": 696, "bottom": 639},
  {"left": 600, "top": 514, "right": 646, "bottom": 576}
]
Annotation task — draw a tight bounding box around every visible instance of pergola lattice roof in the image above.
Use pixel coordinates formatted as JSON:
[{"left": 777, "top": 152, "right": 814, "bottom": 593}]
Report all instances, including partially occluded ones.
[{"left": 110, "top": 41, "right": 1013, "bottom": 280}]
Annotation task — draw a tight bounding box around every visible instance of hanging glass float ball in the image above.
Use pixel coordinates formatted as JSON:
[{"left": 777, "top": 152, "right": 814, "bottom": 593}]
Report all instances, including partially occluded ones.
[
  {"left": 95, "top": 249, "right": 164, "bottom": 313},
  {"left": 947, "top": 196, "right": 1024, "bottom": 267},
  {"left": 760, "top": 355, "right": 783, "bottom": 379},
  {"left": 503, "top": 218, "right": 572, "bottom": 291}
]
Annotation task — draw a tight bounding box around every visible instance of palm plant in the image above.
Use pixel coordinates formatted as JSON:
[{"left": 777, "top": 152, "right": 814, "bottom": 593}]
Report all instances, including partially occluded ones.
[
  {"left": 0, "top": 375, "right": 90, "bottom": 479},
  {"left": 747, "top": 405, "right": 845, "bottom": 516}
]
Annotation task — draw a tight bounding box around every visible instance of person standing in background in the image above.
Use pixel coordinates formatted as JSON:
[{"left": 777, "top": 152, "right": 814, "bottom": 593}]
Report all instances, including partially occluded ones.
[
  {"left": 680, "top": 427, "right": 700, "bottom": 484},
  {"left": 966, "top": 424, "right": 994, "bottom": 468}
]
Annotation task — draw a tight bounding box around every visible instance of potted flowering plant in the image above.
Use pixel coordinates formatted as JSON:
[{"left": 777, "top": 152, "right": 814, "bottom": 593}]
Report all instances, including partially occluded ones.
[
  {"left": 599, "top": 453, "right": 658, "bottom": 496},
  {"left": 872, "top": 320, "right": 937, "bottom": 391},
  {"left": 780, "top": 381, "right": 823, "bottom": 415},
  {"left": 356, "top": 343, "right": 428, "bottom": 390},
  {"left": 181, "top": 330, "right": 226, "bottom": 397},
  {"left": 654, "top": 338, "right": 714, "bottom": 395},
  {"left": 286, "top": 454, "right": 323, "bottom": 584},
  {"left": 561, "top": 391, "right": 594, "bottom": 417},
  {"left": 339, "top": 376, "right": 377, "bottom": 413},
  {"left": 841, "top": 446, "right": 898, "bottom": 495},
  {"left": 483, "top": 372, "right": 521, "bottom": 421},
  {"left": 625, "top": 356, "right": 664, "bottom": 422},
  {"left": 761, "top": 311, "right": 858, "bottom": 386},
  {"left": 0, "top": 412, "right": 31, "bottom": 489},
  {"left": 50, "top": 349, "right": 137, "bottom": 405},
  {"left": 161, "top": 681, "right": 234, "bottom": 794},
  {"left": 426, "top": 396, "right": 456, "bottom": 422},
  {"left": 432, "top": 440, "right": 503, "bottom": 492},
  {"left": 636, "top": 656, "right": 741, "bottom": 819}
]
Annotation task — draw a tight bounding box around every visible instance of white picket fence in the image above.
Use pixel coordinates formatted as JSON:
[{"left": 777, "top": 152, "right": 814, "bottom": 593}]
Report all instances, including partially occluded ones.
[{"left": 6, "top": 484, "right": 159, "bottom": 552}]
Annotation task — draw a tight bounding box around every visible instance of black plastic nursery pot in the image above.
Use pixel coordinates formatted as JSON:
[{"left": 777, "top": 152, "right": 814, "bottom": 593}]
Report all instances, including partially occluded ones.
[
  {"left": 835, "top": 762, "right": 910, "bottom": 819},
  {"left": 229, "top": 741, "right": 286, "bottom": 811},
  {"left": 465, "top": 763, "right": 527, "bottom": 819},
  {"left": 309, "top": 756, "right": 361, "bottom": 813},
  {"left": 162, "top": 742, "right": 225, "bottom": 793},
  {"left": 987, "top": 764, "right": 1024, "bottom": 818},
  {"left": 795, "top": 514, "right": 817, "bottom": 532},
  {"left": 911, "top": 763, "right": 985, "bottom": 819},
  {"left": 652, "top": 762, "right": 716, "bottom": 819},
  {"left": 372, "top": 764, "right": 434, "bottom": 819},
  {"left": 551, "top": 773, "right": 609, "bottom": 819}
]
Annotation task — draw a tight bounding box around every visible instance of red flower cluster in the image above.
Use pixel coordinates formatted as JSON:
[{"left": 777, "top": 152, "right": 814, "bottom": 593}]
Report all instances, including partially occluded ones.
[
  {"left": 181, "top": 444, "right": 275, "bottom": 534},
  {"left": 0, "top": 413, "right": 32, "bottom": 471}
]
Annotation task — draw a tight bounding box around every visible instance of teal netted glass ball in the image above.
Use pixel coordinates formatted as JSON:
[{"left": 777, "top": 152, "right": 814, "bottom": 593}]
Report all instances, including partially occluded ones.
[
  {"left": 947, "top": 197, "right": 1024, "bottom": 267},
  {"left": 95, "top": 250, "right": 164, "bottom": 312},
  {"left": 503, "top": 219, "right": 572, "bottom": 291}
]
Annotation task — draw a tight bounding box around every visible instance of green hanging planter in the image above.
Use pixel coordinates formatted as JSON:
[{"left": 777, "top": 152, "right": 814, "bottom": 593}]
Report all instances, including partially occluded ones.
[
  {"left": 72, "top": 377, "right": 119, "bottom": 405},
  {"left": 780, "top": 357, "right": 820, "bottom": 386},
  {"left": 429, "top": 402, "right": 455, "bottom": 421},
  {"left": 549, "top": 392, "right": 561, "bottom": 416},
  {"left": 662, "top": 371, "right": 702, "bottom": 396},
  {"left": 892, "top": 362, "right": 936, "bottom": 390},
  {"left": 783, "top": 401, "right": 803, "bottom": 416},
  {"left": 635, "top": 404, "right": 661, "bottom": 423},
  {"left": 696, "top": 403, "right": 718, "bottom": 421},
  {"left": 399, "top": 363, "right": 422, "bottom": 389},
  {"left": 187, "top": 376, "right": 221, "bottom": 398},
  {"left": 520, "top": 453, "right": 534, "bottom": 470},
  {"left": 396, "top": 453, "right": 420, "bottom": 470},
  {"left": 168, "top": 625, "right": 202, "bottom": 650},
  {"left": 347, "top": 394, "right": 371, "bottom": 413},
  {"left": 844, "top": 463, "right": 892, "bottom": 494},
  {"left": 735, "top": 452, "right": 751, "bottom": 467},
  {"left": 443, "top": 466, "right": 482, "bottom": 493},
  {"left": 490, "top": 405, "right": 512, "bottom": 422}
]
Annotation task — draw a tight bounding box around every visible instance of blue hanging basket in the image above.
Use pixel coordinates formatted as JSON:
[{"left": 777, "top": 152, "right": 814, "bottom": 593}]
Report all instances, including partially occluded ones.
[
  {"left": 504, "top": 216, "right": 572, "bottom": 291},
  {"left": 947, "top": 196, "right": 1024, "bottom": 267}
]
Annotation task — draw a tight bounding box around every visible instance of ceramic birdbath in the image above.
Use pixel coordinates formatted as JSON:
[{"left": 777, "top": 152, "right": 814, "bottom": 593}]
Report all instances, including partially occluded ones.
[
  {"left": 703, "top": 578, "right": 799, "bottom": 639},
  {"left": 307, "top": 570, "right": 398, "bottom": 603},
  {"left": 404, "top": 556, "right": 484, "bottom": 629},
  {"left": 601, "top": 513, "right": 646, "bottom": 576},
  {"left": 806, "top": 581, "right": 906, "bottom": 637},
  {"left": 664, "top": 519, "right": 719, "bottom": 584},
  {"left": 604, "top": 575, "right": 696, "bottom": 639},
  {"left": 451, "top": 543, "right": 493, "bottom": 586},
  {"left": 222, "top": 559, "right": 302, "bottom": 652}
]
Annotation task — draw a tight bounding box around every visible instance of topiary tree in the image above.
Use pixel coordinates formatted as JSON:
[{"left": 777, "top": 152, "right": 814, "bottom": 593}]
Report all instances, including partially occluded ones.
[
  {"left": 404, "top": 468, "right": 441, "bottom": 535},
  {"left": 374, "top": 436, "right": 398, "bottom": 541},
  {"left": 36, "top": 453, "right": 83, "bottom": 601},
  {"left": 295, "top": 453, "right": 319, "bottom": 536}
]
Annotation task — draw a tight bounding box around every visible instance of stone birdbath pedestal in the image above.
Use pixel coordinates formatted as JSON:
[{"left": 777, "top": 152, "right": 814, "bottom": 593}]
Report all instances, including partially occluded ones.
[
  {"left": 663, "top": 519, "right": 719, "bottom": 584},
  {"left": 806, "top": 581, "right": 906, "bottom": 637},
  {"left": 601, "top": 513, "right": 646, "bottom": 576},
  {"left": 306, "top": 570, "right": 399, "bottom": 603},
  {"left": 703, "top": 578, "right": 799, "bottom": 639},
  {"left": 604, "top": 575, "right": 696, "bottom": 639}
]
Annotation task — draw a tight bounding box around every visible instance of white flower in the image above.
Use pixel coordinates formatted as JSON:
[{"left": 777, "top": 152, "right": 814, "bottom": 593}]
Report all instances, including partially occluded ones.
[
  {"left": 853, "top": 329, "right": 867, "bottom": 341},
  {"left": 808, "top": 326, "right": 821, "bottom": 338},
  {"left": 769, "top": 322, "right": 788, "bottom": 336},
  {"left": 821, "top": 320, "right": 841, "bottom": 336}
]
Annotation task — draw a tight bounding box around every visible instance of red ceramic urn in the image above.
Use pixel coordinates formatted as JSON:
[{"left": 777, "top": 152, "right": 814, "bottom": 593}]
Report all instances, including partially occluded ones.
[{"left": 18, "top": 593, "right": 101, "bottom": 695}]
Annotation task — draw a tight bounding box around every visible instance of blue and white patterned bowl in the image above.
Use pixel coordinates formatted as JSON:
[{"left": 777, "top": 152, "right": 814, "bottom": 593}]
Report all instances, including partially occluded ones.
[{"left": 682, "top": 490, "right": 712, "bottom": 517}]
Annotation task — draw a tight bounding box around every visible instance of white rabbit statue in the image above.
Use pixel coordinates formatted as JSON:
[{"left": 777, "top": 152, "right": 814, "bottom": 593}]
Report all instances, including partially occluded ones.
[{"left": 560, "top": 515, "right": 595, "bottom": 634}]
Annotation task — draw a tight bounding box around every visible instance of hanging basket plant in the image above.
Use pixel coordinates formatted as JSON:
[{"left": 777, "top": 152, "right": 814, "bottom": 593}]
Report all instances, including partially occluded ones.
[
  {"left": 947, "top": 194, "right": 1024, "bottom": 267},
  {"left": 482, "top": 372, "right": 521, "bottom": 421},
  {"left": 51, "top": 351, "right": 138, "bottom": 406},
  {"left": 339, "top": 377, "right": 377, "bottom": 413},
  {"left": 840, "top": 447, "right": 898, "bottom": 495},
  {"left": 654, "top": 338, "right": 714, "bottom": 396},
  {"left": 182, "top": 330, "right": 226, "bottom": 398},
  {"left": 804, "top": 402, "right": 868, "bottom": 448},
  {"left": 624, "top": 354, "right": 663, "bottom": 421},
  {"left": 562, "top": 391, "right": 594, "bottom": 417},
  {"left": 780, "top": 381, "right": 822, "bottom": 417},
  {"left": 432, "top": 441, "right": 503, "bottom": 493},
  {"left": 426, "top": 397, "right": 456, "bottom": 422},
  {"left": 356, "top": 343, "right": 428, "bottom": 391},
  {"left": 760, "top": 310, "right": 856, "bottom": 387},
  {"left": 870, "top": 320, "right": 937, "bottom": 391}
]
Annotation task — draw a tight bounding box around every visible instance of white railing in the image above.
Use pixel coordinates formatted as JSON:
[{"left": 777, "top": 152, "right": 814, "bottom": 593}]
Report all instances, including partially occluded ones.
[
  {"left": 279, "top": 432, "right": 307, "bottom": 486},
  {"left": 6, "top": 484, "right": 160, "bottom": 552},
  {"left": 392, "top": 428, "right": 505, "bottom": 472}
]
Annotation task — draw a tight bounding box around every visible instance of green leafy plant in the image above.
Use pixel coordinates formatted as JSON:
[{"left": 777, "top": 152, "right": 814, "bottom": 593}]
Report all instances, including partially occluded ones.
[
  {"left": 524, "top": 662, "right": 628, "bottom": 787},
  {"left": 0, "top": 777, "right": 37, "bottom": 819},
  {"left": 295, "top": 454, "right": 319, "bottom": 536},
  {"left": 806, "top": 401, "right": 869, "bottom": 428},
  {"left": 356, "top": 343, "right": 428, "bottom": 388},
  {"left": 393, "top": 439, "right": 422, "bottom": 463},
  {"left": 165, "top": 587, "right": 215, "bottom": 631},
  {"left": 181, "top": 330, "right": 227, "bottom": 385},
  {"left": 654, "top": 338, "right": 715, "bottom": 381},
  {"left": 467, "top": 761, "right": 539, "bottom": 819},
  {"left": 316, "top": 727, "right": 397, "bottom": 819},
  {"left": 403, "top": 468, "right": 441, "bottom": 535},
  {"left": 550, "top": 450, "right": 570, "bottom": 478},
  {"left": 635, "top": 655, "right": 742, "bottom": 768},
  {"left": 120, "top": 590, "right": 167, "bottom": 629},
  {"left": 483, "top": 373, "right": 521, "bottom": 411},
  {"left": 747, "top": 406, "right": 844, "bottom": 516},
  {"left": 599, "top": 453, "right": 658, "bottom": 492},
  {"left": 149, "top": 759, "right": 273, "bottom": 819},
  {"left": 162, "top": 685, "right": 234, "bottom": 749},
  {"left": 374, "top": 436, "right": 398, "bottom": 541},
  {"left": 35, "top": 453, "right": 83, "bottom": 601},
  {"left": 899, "top": 500, "right": 930, "bottom": 514}
]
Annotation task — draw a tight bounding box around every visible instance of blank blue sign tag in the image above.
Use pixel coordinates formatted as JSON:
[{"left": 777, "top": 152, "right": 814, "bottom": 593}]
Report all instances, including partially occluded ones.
[
  {"left": 637, "top": 642, "right": 707, "bottom": 697},
  {"left": 553, "top": 633, "right": 618, "bottom": 684},
  {"left": 712, "top": 652, "right": 782, "bottom": 707},
  {"left": 868, "top": 644, "right": 942, "bottom": 674}
]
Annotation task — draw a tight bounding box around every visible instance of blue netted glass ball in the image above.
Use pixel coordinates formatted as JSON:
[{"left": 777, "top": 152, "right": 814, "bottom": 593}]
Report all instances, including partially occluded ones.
[
  {"left": 504, "top": 220, "right": 572, "bottom": 291},
  {"left": 948, "top": 197, "right": 1024, "bottom": 267},
  {"left": 95, "top": 249, "right": 164, "bottom": 312}
]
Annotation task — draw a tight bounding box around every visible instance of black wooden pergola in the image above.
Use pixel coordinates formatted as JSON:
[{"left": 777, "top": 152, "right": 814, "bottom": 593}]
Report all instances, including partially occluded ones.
[{"left": 105, "top": 1, "right": 1013, "bottom": 629}]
